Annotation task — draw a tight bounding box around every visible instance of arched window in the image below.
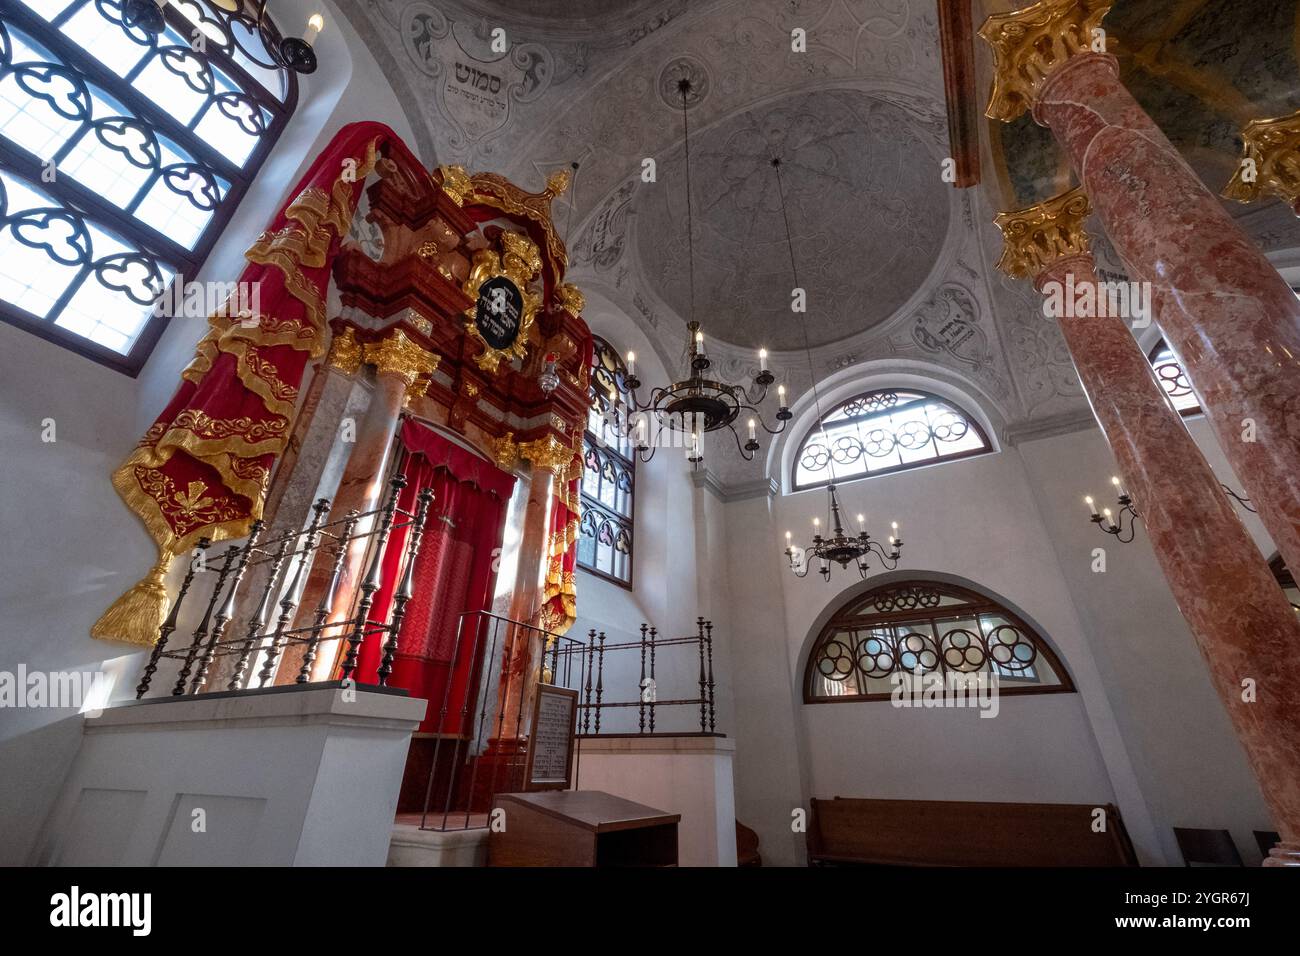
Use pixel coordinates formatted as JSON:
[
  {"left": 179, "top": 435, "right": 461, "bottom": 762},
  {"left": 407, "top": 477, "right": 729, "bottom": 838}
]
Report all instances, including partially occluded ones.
[
  {"left": 793, "top": 388, "right": 990, "bottom": 490},
  {"left": 805, "top": 580, "right": 1073, "bottom": 703},
  {"left": 1148, "top": 339, "right": 1200, "bottom": 415},
  {"left": 0, "top": 0, "right": 298, "bottom": 373},
  {"left": 577, "top": 335, "right": 634, "bottom": 586}
]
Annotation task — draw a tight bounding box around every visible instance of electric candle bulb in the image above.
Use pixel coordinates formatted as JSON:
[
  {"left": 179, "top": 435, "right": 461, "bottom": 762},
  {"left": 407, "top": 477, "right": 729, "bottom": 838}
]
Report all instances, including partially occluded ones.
[
  {"left": 748, "top": 418, "right": 756, "bottom": 440},
  {"left": 1103, "top": 507, "right": 1114, "bottom": 525},
  {"left": 627, "top": 350, "right": 635, "bottom": 375},
  {"left": 696, "top": 330, "right": 704, "bottom": 350},
  {"left": 304, "top": 12, "right": 325, "bottom": 44},
  {"left": 759, "top": 348, "right": 768, "bottom": 372},
  {"left": 778, "top": 384, "right": 786, "bottom": 405},
  {"left": 1111, "top": 475, "right": 1128, "bottom": 498},
  {"left": 813, "top": 517, "right": 821, "bottom": 529},
  {"left": 891, "top": 520, "right": 899, "bottom": 536}
]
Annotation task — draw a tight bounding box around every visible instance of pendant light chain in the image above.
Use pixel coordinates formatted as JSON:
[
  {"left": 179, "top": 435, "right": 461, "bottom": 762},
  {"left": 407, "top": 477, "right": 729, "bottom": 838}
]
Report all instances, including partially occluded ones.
[{"left": 681, "top": 82, "right": 697, "bottom": 332}]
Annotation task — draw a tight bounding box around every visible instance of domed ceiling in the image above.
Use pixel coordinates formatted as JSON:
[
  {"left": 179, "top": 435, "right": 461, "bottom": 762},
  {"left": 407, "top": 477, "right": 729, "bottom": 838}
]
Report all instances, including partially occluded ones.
[{"left": 633, "top": 90, "right": 949, "bottom": 351}]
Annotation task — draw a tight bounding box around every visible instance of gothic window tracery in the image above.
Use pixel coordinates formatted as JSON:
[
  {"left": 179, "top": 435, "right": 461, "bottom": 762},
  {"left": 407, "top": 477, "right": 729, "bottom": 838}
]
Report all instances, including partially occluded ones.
[
  {"left": 0, "top": 0, "right": 298, "bottom": 372},
  {"left": 1147, "top": 339, "right": 1201, "bottom": 416},
  {"left": 805, "top": 581, "right": 1073, "bottom": 703},
  {"left": 578, "top": 334, "right": 634, "bottom": 586},
  {"left": 792, "top": 388, "right": 991, "bottom": 490}
]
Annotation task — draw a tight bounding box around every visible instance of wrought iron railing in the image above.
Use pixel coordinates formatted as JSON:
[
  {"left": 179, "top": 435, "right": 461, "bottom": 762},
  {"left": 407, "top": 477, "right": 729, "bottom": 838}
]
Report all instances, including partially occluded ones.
[
  {"left": 134, "top": 475, "right": 430, "bottom": 698},
  {"left": 417, "top": 612, "right": 720, "bottom": 831}
]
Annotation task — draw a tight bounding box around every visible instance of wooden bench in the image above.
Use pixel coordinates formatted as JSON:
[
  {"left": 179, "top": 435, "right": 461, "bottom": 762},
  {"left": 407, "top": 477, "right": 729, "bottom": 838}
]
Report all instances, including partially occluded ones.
[{"left": 807, "top": 797, "right": 1138, "bottom": 866}]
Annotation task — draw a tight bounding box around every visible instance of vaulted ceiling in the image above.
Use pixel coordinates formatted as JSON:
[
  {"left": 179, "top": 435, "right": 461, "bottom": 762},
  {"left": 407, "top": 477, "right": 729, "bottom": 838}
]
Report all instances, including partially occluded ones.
[{"left": 346, "top": 0, "right": 1300, "bottom": 481}]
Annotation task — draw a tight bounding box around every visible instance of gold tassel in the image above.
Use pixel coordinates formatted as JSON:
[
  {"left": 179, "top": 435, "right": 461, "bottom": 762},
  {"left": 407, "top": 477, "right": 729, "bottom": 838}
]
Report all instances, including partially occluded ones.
[{"left": 90, "top": 550, "right": 174, "bottom": 646}]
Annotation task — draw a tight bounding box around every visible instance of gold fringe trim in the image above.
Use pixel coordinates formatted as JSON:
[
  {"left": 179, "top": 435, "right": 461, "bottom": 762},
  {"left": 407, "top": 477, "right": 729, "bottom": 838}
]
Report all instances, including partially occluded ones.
[
  {"left": 89, "top": 550, "right": 174, "bottom": 646},
  {"left": 98, "top": 137, "right": 382, "bottom": 644}
]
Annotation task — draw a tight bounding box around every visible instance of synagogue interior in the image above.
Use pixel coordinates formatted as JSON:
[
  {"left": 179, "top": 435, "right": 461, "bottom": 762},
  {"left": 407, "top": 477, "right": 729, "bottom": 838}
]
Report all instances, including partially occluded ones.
[{"left": 2, "top": 0, "right": 1300, "bottom": 880}]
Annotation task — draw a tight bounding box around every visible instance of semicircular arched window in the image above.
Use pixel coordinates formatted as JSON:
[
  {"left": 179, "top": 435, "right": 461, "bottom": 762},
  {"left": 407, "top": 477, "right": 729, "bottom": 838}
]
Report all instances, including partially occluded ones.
[
  {"left": 1148, "top": 339, "right": 1201, "bottom": 416},
  {"left": 805, "top": 580, "right": 1074, "bottom": 703},
  {"left": 0, "top": 0, "right": 298, "bottom": 373},
  {"left": 793, "top": 388, "right": 991, "bottom": 490}
]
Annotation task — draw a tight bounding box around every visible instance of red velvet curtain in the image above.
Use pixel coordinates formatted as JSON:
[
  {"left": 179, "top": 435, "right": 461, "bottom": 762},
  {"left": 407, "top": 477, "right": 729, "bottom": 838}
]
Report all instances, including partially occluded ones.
[{"left": 356, "top": 421, "right": 516, "bottom": 734}]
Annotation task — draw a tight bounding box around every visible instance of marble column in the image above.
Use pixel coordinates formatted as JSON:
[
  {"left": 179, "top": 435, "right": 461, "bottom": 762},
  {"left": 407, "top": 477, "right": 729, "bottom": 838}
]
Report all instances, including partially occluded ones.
[
  {"left": 277, "top": 328, "right": 439, "bottom": 684},
  {"left": 981, "top": 0, "right": 1300, "bottom": 582},
  {"left": 995, "top": 186, "right": 1300, "bottom": 861},
  {"left": 494, "top": 435, "right": 576, "bottom": 748}
]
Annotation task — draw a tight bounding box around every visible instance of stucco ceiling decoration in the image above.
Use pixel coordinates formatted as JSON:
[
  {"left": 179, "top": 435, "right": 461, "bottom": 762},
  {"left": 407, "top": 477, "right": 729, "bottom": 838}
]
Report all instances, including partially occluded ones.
[{"left": 633, "top": 89, "right": 949, "bottom": 351}]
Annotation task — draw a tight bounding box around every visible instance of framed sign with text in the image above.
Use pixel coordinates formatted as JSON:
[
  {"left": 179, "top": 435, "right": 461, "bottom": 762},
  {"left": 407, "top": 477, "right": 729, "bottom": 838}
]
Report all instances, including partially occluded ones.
[{"left": 525, "top": 684, "right": 579, "bottom": 791}]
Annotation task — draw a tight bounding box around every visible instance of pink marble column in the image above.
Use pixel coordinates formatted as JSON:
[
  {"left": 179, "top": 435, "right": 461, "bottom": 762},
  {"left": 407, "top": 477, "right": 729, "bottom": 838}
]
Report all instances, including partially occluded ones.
[
  {"left": 1032, "top": 52, "right": 1300, "bottom": 582},
  {"left": 1036, "top": 253, "right": 1300, "bottom": 851},
  {"left": 493, "top": 462, "right": 554, "bottom": 746}
]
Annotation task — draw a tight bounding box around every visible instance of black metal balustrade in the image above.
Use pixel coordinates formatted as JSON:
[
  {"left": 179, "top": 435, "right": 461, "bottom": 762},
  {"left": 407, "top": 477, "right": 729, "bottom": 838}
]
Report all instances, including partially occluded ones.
[
  {"left": 418, "top": 612, "right": 721, "bottom": 832},
  {"left": 134, "top": 474, "right": 433, "bottom": 698}
]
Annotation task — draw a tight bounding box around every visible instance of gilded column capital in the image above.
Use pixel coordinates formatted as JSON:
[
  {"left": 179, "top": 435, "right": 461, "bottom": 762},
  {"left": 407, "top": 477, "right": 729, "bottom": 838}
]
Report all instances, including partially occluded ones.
[
  {"left": 993, "top": 186, "right": 1094, "bottom": 282},
  {"left": 326, "top": 326, "right": 363, "bottom": 374},
  {"left": 1223, "top": 110, "right": 1300, "bottom": 213},
  {"left": 363, "top": 329, "right": 440, "bottom": 405},
  {"left": 487, "top": 431, "right": 519, "bottom": 471},
  {"left": 980, "top": 0, "right": 1115, "bottom": 123},
  {"left": 518, "top": 434, "right": 573, "bottom": 474}
]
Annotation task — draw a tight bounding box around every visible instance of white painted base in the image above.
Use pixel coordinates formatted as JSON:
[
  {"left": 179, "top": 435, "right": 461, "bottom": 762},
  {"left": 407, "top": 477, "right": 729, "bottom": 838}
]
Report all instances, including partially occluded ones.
[
  {"left": 387, "top": 824, "right": 489, "bottom": 866},
  {"left": 575, "top": 735, "right": 737, "bottom": 867},
  {"left": 33, "top": 683, "right": 426, "bottom": 867}
]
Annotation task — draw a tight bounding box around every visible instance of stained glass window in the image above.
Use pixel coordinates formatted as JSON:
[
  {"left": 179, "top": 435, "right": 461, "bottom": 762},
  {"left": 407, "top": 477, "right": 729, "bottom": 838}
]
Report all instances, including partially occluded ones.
[
  {"left": 578, "top": 335, "right": 634, "bottom": 586},
  {"left": 793, "top": 388, "right": 991, "bottom": 490},
  {"left": 1148, "top": 339, "right": 1201, "bottom": 415},
  {"left": 805, "top": 581, "right": 1072, "bottom": 703},
  {"left": 0, "top": 0, "right": 297, "bottom": 372}
]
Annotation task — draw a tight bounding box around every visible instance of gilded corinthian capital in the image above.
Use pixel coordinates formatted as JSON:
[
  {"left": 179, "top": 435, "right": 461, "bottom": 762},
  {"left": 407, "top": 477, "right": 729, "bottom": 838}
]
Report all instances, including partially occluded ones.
[
  {"left": 993, "top": 186, "right": 1093, "bottom": 281},
  {"left": 1222, "top": 110, "right": 1300, "bottom": 214},
  {"left": 980, "top": 0, "right": 1115, "bottom": 122},
  {"left": 363, "top": 329, "right": 441, "bottom": 404},
  {"left": 519, "top": 434, "right": 573, "bottom": 474}
]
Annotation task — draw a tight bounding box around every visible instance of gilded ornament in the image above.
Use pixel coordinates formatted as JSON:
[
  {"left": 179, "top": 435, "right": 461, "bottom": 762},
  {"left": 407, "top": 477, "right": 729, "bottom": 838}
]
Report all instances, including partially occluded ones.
[
  {"left": 1222, "top": 109, "right": 1300, "bottom": 212},
  {"left": 993, "top": 186, "right": 1093, "bottom": 280},
  {"left": 364, "top": 329, "right": 441, "bottom": 405},
  {"left": 980, "top": 0, "right": 1115, "bottom": 123},
  {"left": 461, "top": 231, "right": 543, "bottom": 373},
  {"left": 404, "top": 308, "right": 434, "bottom": 336},
  {"left": 416, "top": 240, "right": 440, "bottom": 260},
  {"left": 487, "top": 431, "right": 519, "bottom": 471},
  {"left": 326, "top": 326, "right": 363, "bottom": 374},
  {"left": 466, "top": 169, "right": 571, "bottom": 275},
  {"left": 556, "top": 281, "right": 585, "bottom": 316},
  {"left": 437, "top": 164, "right": 474, "bottom": 206},
  {"left": 519, "top": 434, "right": 573, "bottom": 474}
]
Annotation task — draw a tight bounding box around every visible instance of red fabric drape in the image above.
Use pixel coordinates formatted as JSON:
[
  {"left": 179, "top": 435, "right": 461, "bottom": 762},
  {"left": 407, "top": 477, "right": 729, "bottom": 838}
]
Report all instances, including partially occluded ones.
[
  {"left": 95, "top": 122, "right": 429, "bottom": 645},
  {"left": 357, "top": 422, "right": 516, "bottom": 734}
]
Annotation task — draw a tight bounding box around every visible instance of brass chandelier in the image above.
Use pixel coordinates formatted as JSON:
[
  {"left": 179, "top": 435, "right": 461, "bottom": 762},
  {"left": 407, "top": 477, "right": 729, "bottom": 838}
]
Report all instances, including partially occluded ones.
[
  {"left": 623, "top": 78, "right": 790, "bottom": 465},
  {"left": 768, "top": 157, "right": 904, "bottom": 580}
]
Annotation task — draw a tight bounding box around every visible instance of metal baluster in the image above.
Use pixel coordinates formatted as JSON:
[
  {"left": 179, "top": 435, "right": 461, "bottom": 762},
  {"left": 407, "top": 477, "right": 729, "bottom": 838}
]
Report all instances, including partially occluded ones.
[
  {"left": 172, "top": 546, "right": 238, "bottom": 696},
  {"left": 549, "top": 630, "right": 560, "bottom": 687},
  {"left": 594, "top": 631, "right": 605, "bottom": 734},
  {"left": 256, "top": 498, "right": 329, "bottom": 688},
  {"left": 705, "top": 620, "right": 716, "bottom": 733},
  {"left": 340, "top": 475, "right": 405, "bottom": 682},
  {"left": 228, "top": 527, "right": 294, "bottom": 690},
  {"left": 648, "top": 626, "right": 657, "bottom": 734},
  {"left": 137, "top": 538, "right": 209, "bottom": 699},
  {"left": 378, "top": 487, "right": 433, "bottom": 686},
  {"left": 582, "top": 629, "right": 595, "bottom": 735},
  {"left": 297, "top": 510, "right": 359, "bottom": 684},
  {"left": 638, "top": 623, "right": 647, "bottom": 734},
  {"left": 697, "top": 616, "right": 707, "bottom": 733},
  {"left": 189, "top": 521, "right": 264, "bottom": 694}
]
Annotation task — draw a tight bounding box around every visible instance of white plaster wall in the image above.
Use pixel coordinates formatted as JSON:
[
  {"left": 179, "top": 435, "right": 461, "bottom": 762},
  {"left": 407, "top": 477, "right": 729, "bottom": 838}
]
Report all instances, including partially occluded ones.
[
  {"left": 0, "top": 3, "right": 419, "bottom": 865},
  {"left": 1017, "top": 422, "right": 1277, "bottom": 867},
  {"left": 723, "top": 445, "right": 1160, "bottom": 865}
]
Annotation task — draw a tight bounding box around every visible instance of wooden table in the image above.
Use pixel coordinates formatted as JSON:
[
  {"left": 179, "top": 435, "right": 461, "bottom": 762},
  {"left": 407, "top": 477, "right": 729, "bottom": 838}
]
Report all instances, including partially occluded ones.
[{"left": 487, "top": 791, "right": 680, "bottom": 867}]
